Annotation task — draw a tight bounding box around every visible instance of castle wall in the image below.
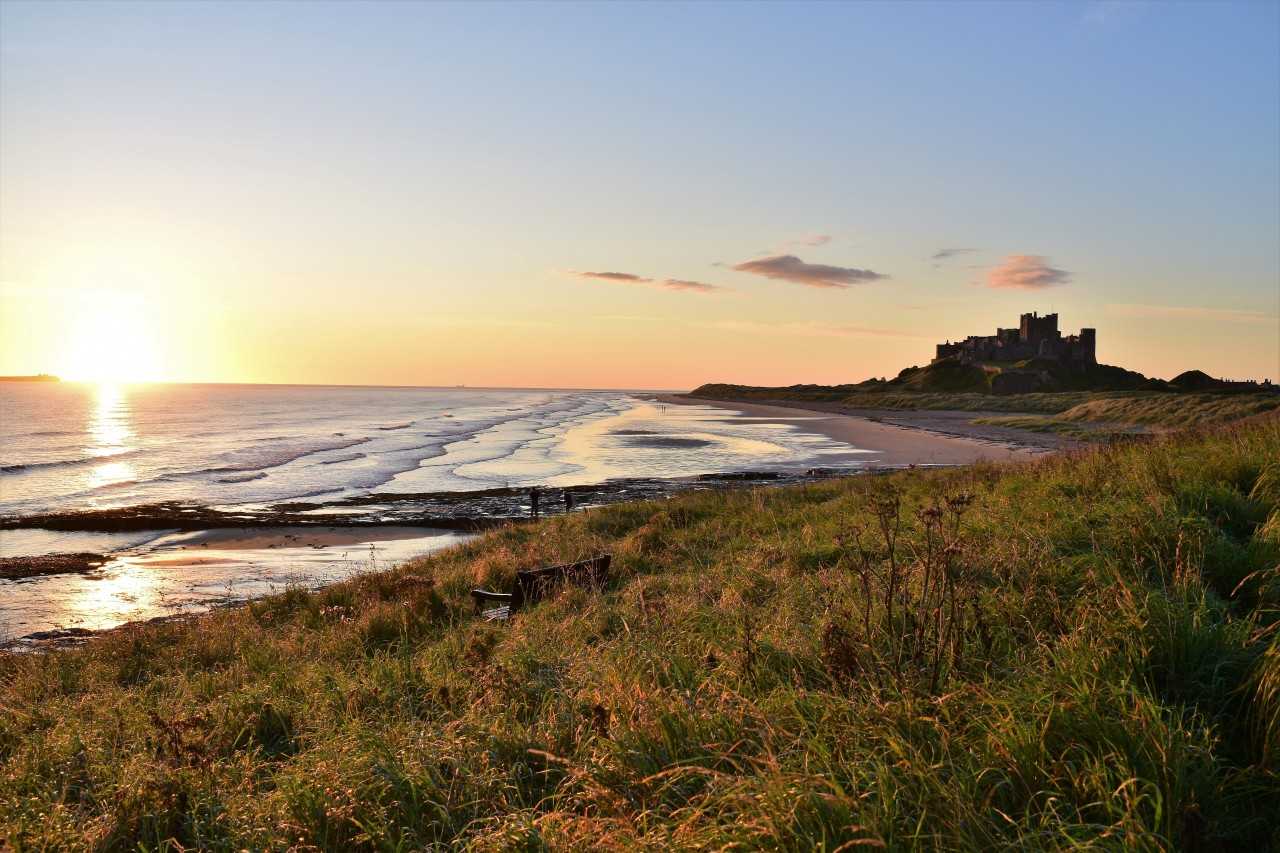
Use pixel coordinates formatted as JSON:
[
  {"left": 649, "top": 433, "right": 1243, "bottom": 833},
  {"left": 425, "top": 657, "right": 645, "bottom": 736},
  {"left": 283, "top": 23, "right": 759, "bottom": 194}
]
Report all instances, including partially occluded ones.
[{"left": 933, "top": 314, "right": 1096, "bottom": 366}]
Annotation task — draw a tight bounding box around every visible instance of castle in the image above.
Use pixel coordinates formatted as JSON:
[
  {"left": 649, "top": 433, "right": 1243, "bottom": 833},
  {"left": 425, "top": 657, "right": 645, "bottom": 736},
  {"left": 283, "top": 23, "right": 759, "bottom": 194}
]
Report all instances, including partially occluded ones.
[{"left": 934, "top": 312, "right": 1096, "bottom": 366}]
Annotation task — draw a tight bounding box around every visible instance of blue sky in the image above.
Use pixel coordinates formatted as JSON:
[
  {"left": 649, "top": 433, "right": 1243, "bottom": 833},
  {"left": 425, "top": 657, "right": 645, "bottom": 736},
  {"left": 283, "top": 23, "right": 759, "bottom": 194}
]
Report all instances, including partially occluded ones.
[{"left": 1, "top": 0, "right": 1277, "bottom": 386}]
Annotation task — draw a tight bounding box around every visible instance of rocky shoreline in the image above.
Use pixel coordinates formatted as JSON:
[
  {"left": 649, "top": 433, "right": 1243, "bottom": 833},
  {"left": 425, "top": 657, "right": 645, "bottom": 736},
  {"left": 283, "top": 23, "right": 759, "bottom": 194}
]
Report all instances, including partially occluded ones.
[{"left": 0, "top": 552, "right": 108, "bottom": 580}]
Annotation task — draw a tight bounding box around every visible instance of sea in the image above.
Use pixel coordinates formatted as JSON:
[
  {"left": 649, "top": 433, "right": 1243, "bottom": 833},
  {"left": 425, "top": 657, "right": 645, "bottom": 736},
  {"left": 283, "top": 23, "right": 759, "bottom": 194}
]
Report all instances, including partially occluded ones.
[{"left": 0, "top": 382, "right": 871, "bottom": 642}]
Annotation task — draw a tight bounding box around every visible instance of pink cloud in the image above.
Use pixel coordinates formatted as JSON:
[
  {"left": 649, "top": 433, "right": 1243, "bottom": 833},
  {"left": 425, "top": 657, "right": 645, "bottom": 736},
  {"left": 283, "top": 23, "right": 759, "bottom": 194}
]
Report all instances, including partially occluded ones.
[
  {"left": 572, "top": 270, "right": 652, "bottom": 283},
  {"left": 661, "top": 279, "right": 722, "bottom": 293},
  {"left": 986, "top": 255, "right": 1071, "bottom": 289}
]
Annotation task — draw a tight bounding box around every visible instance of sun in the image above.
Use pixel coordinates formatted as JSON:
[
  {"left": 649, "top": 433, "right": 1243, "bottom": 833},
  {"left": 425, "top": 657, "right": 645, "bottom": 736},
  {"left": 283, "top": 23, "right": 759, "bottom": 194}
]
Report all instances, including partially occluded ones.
[{"left": 57, "top": 291, "right": 164, "bottom": 383}]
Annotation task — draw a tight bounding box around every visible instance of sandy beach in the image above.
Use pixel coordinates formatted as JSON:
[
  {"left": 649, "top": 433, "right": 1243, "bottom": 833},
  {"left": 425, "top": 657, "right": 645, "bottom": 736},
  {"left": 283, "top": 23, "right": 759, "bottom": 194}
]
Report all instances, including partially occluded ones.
[{"left": 657, "top": 394, "right": 1048, "bottom": 465}]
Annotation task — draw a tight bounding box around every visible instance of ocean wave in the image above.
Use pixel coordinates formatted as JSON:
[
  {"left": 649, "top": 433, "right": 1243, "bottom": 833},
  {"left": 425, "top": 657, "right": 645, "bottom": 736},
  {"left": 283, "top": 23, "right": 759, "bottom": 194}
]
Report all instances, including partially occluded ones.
[
  {"left": 1, "top": 449, "right": 139, "bottom": 474},
  {"left": 281, "top": 486, "right": 350, "bottom": 501},
  {"left": 214, "top": 471, "right": 269, "bottom": 483},
  {"left": 199, "top": 436, "right": 371, "bottom": 474},
  {"left": 319, "top": 452, "right": 366, "bottom": 465}
]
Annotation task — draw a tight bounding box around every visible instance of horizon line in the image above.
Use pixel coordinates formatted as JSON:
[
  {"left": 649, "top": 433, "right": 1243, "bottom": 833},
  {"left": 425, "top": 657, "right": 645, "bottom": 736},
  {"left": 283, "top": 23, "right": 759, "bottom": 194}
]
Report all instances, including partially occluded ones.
[{"left": 3, "top": 378, "right": 695, "bottom": 394}]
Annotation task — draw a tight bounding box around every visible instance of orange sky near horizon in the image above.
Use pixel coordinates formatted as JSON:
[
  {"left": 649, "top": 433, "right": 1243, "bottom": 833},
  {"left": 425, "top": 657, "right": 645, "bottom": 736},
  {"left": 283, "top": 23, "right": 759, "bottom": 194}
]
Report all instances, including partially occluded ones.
[{"left": 1, "top": 274, "right": 1275, "bottom": 390}]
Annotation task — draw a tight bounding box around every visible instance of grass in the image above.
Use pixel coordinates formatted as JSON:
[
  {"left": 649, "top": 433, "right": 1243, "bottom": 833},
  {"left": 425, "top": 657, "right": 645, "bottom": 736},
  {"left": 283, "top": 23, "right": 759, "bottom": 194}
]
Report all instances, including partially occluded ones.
[
  {"left": 1057, "top": 392, "right": 1280, "bottom": 428},
  {"left": 693, "top": 383, "right": 1096, "bottom": 413},
  {"left": 694, "top": 384, "right": 1280, "bottom": 423},
  {"left": 696, "top": 354, "right": 1156, "bottom": 400},
  {"left": 3, "top": 415, "right": 1280, "bottom": 849},
  {"left": 821, "top": 390, "right": 1089, "bottom": 413},
  {"left": 975, "top": 394, "right": 1280, "bottom": 441},
  {"left": 969, "top": 415, "right": 1133, "bottom": 442}
]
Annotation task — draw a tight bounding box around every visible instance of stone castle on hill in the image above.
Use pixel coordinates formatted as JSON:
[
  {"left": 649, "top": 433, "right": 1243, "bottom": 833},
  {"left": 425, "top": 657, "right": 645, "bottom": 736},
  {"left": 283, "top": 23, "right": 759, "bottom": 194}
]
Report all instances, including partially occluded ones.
[{"left": 934, "top": 312, "right": 1096, "bottom": 366}]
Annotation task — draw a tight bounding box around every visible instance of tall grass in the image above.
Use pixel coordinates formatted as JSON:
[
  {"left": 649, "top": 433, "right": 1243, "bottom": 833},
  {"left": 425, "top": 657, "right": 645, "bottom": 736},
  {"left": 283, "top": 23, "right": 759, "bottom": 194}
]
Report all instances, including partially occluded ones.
[
  {"left": 694, "top": 384, "right": 1095, "bottom": 413},
  {"left": 1058, "top": 392, "right": 1280, "bottom": 428},
  {"left": 693, "top": 384, "right": 1280, "bottom": 425},
  {"left": 2, "top": 416, "right": 1279, "bottom": 850},
  {"left": 976, "top": 394, "right": 1280, "bottom": 441}
]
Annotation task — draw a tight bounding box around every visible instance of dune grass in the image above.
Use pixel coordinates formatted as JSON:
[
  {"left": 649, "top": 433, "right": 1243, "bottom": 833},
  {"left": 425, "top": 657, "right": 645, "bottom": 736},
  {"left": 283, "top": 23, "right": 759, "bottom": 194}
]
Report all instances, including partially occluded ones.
[
  {"left": 693, "top": 384, "right": 1094, "bottom": 414},
  {"left": 825, "top": 390, "right": 1089, "bottom": 413},
  {"left": 1057, "top": 392, "right": 1280, "bottom": 428},
  {"left": 694, "top": 384, "right": 1280, "bottom": 425},
  {"left": 975, "top": 394, "right": 1280, "bottom": 441},
  {"left": 2, "top": 416, "right": 1280, "bottom": 850},
  {"left": 968, "top": 414, "right": 1115, "bottom": 440},
  {"left": 968, "top": 415, "right": 1145, "bottom": 443}
]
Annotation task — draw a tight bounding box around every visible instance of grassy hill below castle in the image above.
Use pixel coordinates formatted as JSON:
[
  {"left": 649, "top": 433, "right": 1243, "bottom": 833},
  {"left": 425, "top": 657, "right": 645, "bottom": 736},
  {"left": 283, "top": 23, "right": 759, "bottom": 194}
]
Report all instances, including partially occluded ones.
[
  {"left": 2, "top": 414, "right": 1279, "bottom": 849},
  {"left": 691, "top": 360, "right": 1279, "bottom": 434}
]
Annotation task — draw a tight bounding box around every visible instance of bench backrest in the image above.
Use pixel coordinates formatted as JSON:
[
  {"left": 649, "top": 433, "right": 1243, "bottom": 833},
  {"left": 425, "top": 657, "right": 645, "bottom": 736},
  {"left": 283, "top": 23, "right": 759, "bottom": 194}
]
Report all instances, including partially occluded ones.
[{"left": 512, "top": 554, "right": 611, "bottom": 610}]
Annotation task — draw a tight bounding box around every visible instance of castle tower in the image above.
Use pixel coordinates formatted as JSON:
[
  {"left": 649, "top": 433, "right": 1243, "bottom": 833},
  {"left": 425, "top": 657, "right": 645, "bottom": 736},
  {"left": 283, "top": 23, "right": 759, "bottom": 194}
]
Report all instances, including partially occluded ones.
[
  {"left": 1079, "top": 328, "right": 1096, "bottom": 364},
  {"left": 1019, "top": 312, "right": 1059, "bottom": 345}
]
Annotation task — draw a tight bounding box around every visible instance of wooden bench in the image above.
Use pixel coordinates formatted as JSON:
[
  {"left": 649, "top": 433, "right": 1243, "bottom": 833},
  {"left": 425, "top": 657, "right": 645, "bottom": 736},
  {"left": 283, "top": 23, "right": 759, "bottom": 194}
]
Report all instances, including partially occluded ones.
[{"left": 470, "top": 554, "right": 611, "bottom": 621}]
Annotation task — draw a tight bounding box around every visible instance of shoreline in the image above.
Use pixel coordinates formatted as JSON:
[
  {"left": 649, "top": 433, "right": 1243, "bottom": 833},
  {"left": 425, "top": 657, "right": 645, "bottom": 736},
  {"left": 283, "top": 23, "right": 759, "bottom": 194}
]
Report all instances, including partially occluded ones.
[{"left": 656, "top": 394, "right": 1054, "bottom": 463}]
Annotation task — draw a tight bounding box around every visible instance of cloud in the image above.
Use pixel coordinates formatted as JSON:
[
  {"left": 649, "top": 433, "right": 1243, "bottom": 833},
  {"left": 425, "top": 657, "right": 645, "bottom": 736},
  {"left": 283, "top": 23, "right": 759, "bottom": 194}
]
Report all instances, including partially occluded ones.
[
  {"left": 729, "top": 254, "right": 886, "bottom": 289},
  {"left": 986, "top": 255, "right": 1071, "bottom": 289},
  {"left": 570, "top": 270, "right": 724, "bottom": 295},
  {"left": 931, "top": 247, "right": 977, "bottom": 262},
  {"left": 572, "top": 270, "right": 652, "bottom": 284},
  {"left": 661, "top": 279, "right": 722, "bottom": 293},
  {"left": 1107, "top": 303, "right": 1278, "bottom": 324}
]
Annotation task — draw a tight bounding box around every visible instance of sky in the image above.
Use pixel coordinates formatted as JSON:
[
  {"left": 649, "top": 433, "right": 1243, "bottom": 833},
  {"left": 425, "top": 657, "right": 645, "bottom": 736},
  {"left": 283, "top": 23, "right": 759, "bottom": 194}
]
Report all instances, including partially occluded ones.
[{"left": 1, "top": 0, "right": 1277, "bottom": 389}]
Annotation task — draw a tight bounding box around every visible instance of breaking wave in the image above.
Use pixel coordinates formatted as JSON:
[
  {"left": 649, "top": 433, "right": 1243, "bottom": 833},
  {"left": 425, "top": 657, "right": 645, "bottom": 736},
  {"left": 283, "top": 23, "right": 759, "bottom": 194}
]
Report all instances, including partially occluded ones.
[
  {"left": 214, "top": 471, "right": 269, "bottom": 484},
  {"left": 1, "top": 449, "right": 139, "bottom": 474},
  {"left": 199, "top": 437, "right": 371, "bottom": 474},
  {"left": 319, "top": 453, "right": 366, "bottom": 465}
]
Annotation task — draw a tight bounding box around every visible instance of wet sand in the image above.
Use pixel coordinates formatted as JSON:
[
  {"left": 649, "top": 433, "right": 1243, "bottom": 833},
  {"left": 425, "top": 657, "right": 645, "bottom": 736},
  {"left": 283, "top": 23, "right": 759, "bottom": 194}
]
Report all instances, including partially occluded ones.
[{"left": 657, "top": 395, "right": 1048, "bottom": 465}]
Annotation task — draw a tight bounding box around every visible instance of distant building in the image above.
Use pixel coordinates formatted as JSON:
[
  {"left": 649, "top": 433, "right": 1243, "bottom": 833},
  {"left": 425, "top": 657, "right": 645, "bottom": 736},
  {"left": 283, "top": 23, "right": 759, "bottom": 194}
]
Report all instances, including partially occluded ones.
[{"left": 934, "top": 312, "right": 1096, "bottom": 366}]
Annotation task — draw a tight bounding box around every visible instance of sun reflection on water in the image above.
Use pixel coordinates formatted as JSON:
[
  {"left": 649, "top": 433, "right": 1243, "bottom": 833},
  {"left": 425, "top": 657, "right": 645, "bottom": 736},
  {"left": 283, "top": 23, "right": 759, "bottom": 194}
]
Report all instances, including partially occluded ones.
[
  {"left": 87, "top": 382, "right": 136, "bottom": 488},
  {"left": 62, "top": 559, "right": 164, "bottom": 632}
]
